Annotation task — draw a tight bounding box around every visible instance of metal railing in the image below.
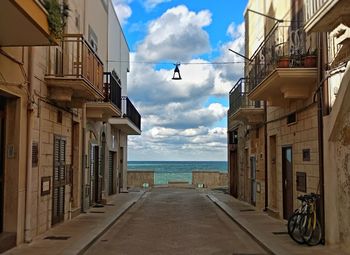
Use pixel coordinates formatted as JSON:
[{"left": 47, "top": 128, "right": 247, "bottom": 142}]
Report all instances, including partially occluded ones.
[
  {"left": 304, "top": 0, "right": 329, "bottom": 22},
  {"left": 121, "top": 96, "right": 141, "bottom": 130},
  {"left": 247, "top": 23, "right": 313, "bottom": 92},
  {"left": 228, "top": 78, "right": 262, "bottom": 116},
  {"left": 104, "top": 72, "right": 122, "bottom": 110},
  {"left": 47, "top": 34, "right": 104, "bottom": 94}
]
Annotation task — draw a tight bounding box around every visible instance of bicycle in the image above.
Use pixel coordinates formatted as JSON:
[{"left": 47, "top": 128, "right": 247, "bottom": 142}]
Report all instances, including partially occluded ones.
[{"left": 287, "top": 193, "right": 322, "bottom": 246}]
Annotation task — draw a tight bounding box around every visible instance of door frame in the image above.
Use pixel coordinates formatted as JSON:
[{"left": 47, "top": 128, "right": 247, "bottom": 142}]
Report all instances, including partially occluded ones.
[
  {"left": 0, "top": 100, "right": 5, "bottom": 232},
  {"left": 282, "top": 145, "right": 293, "bottom": 220}
]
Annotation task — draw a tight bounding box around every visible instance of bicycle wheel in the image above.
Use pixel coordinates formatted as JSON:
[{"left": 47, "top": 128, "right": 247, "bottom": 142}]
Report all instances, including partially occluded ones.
[
  {"left": 299, "top": 213, "right": 313, "bottom": 241},
  {"left": 305, "top": 219, "right": 322, "bottom": 246},
  {"left": 287, "top": 213, "right": 304, "bottom": 244}
]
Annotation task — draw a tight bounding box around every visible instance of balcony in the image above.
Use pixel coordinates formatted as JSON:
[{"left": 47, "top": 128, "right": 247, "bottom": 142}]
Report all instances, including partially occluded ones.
[
  {"left": 86, "top": 72, "right": 122, "bottom": 120},
  {"left": 228, "top": 78, "right": 264, "bottom": 125},
  {"left": 109, "top": 97, "right": 141, "bottom": 135},
  {"left": 45, "top": 35, "right": 104, "bottom": 106},
  {"left": 248, "top": 24, "right": 318, "bottom": 106},
  {"left": 304, "top": 0, "right": 350, "bottom": 33},
  {"left": 0, "top": 0, "right": 53, "bottom": 46}
]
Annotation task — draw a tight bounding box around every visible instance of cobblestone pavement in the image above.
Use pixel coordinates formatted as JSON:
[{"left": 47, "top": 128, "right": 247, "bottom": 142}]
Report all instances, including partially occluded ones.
[{"left": 84, "top": 187, "right": 267, "bottom": 255}]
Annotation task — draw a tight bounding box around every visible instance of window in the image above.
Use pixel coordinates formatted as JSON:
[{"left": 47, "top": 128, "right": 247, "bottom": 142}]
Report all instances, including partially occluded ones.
[
  {"left": 287, "top": 112, "right": 297, "bottom": 125},
  {"left": 302, "top": 149, "right": 311, "bottom": 161}
]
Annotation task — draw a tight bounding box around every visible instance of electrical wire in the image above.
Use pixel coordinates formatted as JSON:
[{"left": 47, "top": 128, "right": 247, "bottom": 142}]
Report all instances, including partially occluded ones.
[{"left": 107, "top": 60, "right": 245, "bottom": 65}]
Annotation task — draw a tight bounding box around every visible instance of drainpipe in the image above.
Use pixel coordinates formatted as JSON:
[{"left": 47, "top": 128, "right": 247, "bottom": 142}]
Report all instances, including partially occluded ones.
[
  {"left": 81, "top": 104, "right": 86, "bottom": 212},
  {"left": 25, "top": 47, "right": 34, "bottom": 243},
  {"left": 264, "top": 101, "right": 268, "bottom": 210},
  {"left": 316, "top": 33, "right": 326, "bottom": 244}
]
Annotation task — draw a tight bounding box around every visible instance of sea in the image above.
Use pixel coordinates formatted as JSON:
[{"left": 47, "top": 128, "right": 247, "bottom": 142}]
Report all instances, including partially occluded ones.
[{"left": 128, "top": 161, "right": 228, "bottom": 185}]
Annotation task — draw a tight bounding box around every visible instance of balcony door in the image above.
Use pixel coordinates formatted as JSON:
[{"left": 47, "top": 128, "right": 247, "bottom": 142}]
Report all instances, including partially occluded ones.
[
  {"left": 0, "top": 99, "right": 5, "bottom": 232},
  {"left": 282, "top": 146, "right": 293, "bottom": 220}
]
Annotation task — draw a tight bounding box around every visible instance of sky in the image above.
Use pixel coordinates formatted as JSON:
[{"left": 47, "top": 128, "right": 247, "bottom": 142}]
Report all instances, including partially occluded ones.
[{"left": 112, "top": 0, "right": 248, "bottom": 161}]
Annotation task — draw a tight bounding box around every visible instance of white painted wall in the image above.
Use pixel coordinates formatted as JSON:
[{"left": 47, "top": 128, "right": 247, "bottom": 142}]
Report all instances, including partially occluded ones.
[{"left": 108, "top": 0, "right": 130, "bottom": 95}]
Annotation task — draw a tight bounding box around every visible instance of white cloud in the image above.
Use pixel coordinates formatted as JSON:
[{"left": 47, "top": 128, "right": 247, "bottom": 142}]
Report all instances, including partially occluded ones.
[
  {"left": 126, "top": 6, "right": 246, "bottom": 160},
  {"left": 112, "top": 0, "right": 132, "bottom": 25},
  {"left": 144, "top": 0, "right": 172, "bottom": 11},
  {"left": 137, "top": 5, "right": 212, "bottom": 62}
]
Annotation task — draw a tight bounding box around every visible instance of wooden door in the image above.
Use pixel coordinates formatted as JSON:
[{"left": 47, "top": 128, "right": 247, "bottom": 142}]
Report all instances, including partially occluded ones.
[
  {"left": 90, "top": 145, "right": 100, "bottom": 204},
  {"left": 250, "top": 156, "right": 257, "bottom": 206},
  {"left": 230, "top": 150, "right": 238, "bottom": 198},
  {"left": 0, "top": 99, "right": 5, "bottom": 232},
  {"left": 282, "top": 146, "right": 293, "bottom": 220},
  {"left": 52, "top": 136, "right": 66, "bottom": 225}
]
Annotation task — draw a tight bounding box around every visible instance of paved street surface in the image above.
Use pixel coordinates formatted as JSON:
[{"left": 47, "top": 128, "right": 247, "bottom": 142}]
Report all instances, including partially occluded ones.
[{"left": 84, "top": 187, "right": 267, "bottom": 255}]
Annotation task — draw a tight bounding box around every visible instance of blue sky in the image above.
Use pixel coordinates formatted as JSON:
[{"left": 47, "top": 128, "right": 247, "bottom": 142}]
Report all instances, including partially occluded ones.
[{"left": 113, "top": 0, "right": 248, "bottom": 161}]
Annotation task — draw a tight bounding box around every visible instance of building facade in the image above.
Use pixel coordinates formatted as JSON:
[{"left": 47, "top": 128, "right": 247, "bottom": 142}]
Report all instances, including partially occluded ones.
[
  {"left": 228, "top": 0, "right": 350, "bottom": 250},
  {"left": 0, "top": 0, "right": 141, "bottom": 251}
]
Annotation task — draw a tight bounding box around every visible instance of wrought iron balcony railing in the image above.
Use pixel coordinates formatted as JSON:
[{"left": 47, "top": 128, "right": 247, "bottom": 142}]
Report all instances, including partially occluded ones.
[
  {"left": 47, "top": 34, "right": 104, "bottom": 94},
  {"left": 247, "top": 23, "right": 314, "bottom": 92},
  {"left": 104, "top": 72, "right": 122, "bottom": 110},
  {"left": 228, "top": 78, "right": 262, "bottom": 116},
  {"left": 121, "top": 96, "right": 141, "bottom": 130},
  {"left": 304, "top": 0, "right": 329, "bottom": 22}
]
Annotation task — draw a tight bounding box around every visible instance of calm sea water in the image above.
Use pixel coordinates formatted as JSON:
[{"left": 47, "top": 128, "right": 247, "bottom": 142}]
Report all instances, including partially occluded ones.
[{"left": 128, "top": 161, "right": 227, "bottom": 185}]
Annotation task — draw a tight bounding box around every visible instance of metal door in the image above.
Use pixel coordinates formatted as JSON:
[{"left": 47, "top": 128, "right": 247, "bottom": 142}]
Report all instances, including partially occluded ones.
[
  {"left": 250, "top": 157, "right": 257, "bottom": 206},
  {"left": 52, "top": 136, "right": 66, "bottom": 225},
  {"left": 282, "top": 146, "right": 293, "bottom": 220},
  {"left": 108, "top": 152, "right": 115, "bottom": 195},
  {"left": 0, "top": 99, "right": 5, "bottom": 232}
]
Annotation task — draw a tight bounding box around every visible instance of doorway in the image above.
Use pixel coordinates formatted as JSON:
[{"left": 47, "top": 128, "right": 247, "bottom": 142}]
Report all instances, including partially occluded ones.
[
  {"left": 250, "top": 156, "right": 257, "bottom": 206},
  {"left": 90, "top": 145, "right": 100, "bottom": 204},
  {"left": 108, "top": 151, "right": 115, "bottom": 195},
  {"left": 229, "top": 149, "right": 238, "bottom": 198},
  {"left": 269, "top": 135, "right": 277, "bottom": 209},
  {"left": 0, "top": 99, "right": 5, "bottom": 232},
  {"left": 52, "top": 136, "right": 66, "bottom": 225},
  {"left": 282, "top": 146, "right": 293, "bottom": 220}
]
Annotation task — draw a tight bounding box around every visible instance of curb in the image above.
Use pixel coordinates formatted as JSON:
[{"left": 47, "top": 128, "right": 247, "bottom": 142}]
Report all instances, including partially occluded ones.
[
  {"left": 207, "top": 193, "right": 282, "bottom": 255},
  {"left": 77, "top": 190, "right": 147, "bottom": 255}
]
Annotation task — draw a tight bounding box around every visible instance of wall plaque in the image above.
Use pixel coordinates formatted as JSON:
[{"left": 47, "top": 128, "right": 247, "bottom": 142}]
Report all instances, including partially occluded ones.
[{"left": 41, "top": 176, "right": 51, "bottom": 196}]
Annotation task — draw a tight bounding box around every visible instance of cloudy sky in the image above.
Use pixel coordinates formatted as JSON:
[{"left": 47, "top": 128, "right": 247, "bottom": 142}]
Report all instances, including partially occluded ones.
[{"left": 113, "top": 0, "right": 247, "bottom": 161}]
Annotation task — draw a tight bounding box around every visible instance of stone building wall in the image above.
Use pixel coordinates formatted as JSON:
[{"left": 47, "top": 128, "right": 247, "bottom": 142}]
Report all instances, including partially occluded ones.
[{"left": 267, "top": 99, "right": 319, "bottom": 218}]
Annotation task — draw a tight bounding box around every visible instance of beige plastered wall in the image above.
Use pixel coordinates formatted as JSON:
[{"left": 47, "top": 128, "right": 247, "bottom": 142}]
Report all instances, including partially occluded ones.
[
  {"left": 323, "top": 64, "right": 350, "bottom": 251},
  {"left": 0, "top": 46, "right": 29, "bottom": 244}
]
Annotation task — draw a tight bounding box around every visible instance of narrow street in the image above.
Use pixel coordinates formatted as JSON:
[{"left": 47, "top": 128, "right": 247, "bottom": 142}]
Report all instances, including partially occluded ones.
[{"left": 84, "top": 188, "right": 267, "bottom": 255}]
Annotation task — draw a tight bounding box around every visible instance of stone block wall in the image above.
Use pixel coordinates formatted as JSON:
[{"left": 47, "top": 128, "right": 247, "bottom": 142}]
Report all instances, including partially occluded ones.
[
  {"left": 192, "top": 171, "right": 228, "bottom": 188},
  {"left": 127, "top": 171, "right": 155, "bottom": 188}
]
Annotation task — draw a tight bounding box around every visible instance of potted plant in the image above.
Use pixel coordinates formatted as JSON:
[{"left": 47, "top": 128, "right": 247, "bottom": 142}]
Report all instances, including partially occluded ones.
[
  {"left": 303, "top": 49, "right": 317, "bottom": 68},
  {"left": 277, "top": 56, "right": 290, "bottom": 68},
  {"left": 44, "top": 0, "right": 70, "bottom": 40}
]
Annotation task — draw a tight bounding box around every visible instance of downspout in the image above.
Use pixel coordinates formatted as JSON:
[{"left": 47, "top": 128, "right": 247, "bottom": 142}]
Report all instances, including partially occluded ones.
[
  {"left": 316, "top": 32, "right": 326, "bottom": 244},
  {"left": 81, "top": 104, "right": 86, "bottom": 212},
  {"left": 25, "top": 47, "right": 34, "bottom": 243},
  {"left": 264, "top": 101, "right": 268, "bottom": 210}
]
